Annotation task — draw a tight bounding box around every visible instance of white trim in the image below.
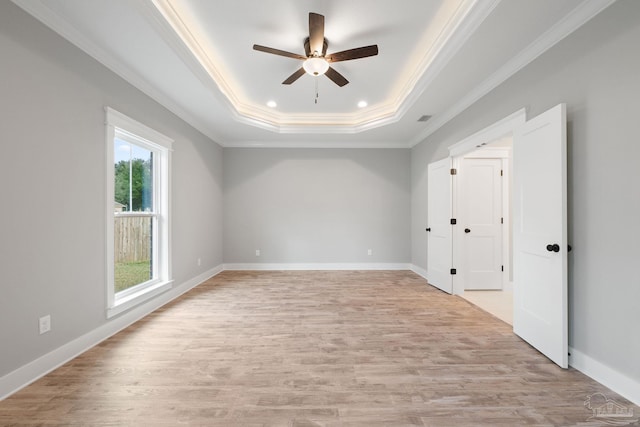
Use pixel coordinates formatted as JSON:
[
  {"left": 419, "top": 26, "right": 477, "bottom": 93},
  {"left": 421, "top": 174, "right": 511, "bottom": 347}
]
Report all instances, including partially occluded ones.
[
  {"left": 148, "top": 0, "right": 497, "bottom": 136},
  {"left": 501, "top": 156, "right": 511, "bottom": 290},
  {"left": 107, "top": 280, "right": 173, "bottom": 319},
  {"left": 410, "top": 0, "right": 617, "bottom": 147},
  {"left": 105, "top": 117, "right": 116, "bottom": 309},
  {"left": 448, "top": 109, "right": 525, "bottom": 157},
  {"left": 11, "top": 0, "right": 614, "bottom": 146},
  {"left": 0, "top": 265, "right": 223, "bottom": 401},
  {"left": 223, "top": 263, "right": 411, "bottom": 271},
  {"left": 222, "top": 140, "right": 411, "bottom": 149},
  {"left": 462, "top": 146, "right": 511, "bottom": 159},
  {"left": 105, "top": 107, "right": 173, "bottom": 317},
  {"left": 10, "top": 0, "right": 224, "bottom": 144},
  {"left": 569, "top": 346, "right": 640, "bottom": 407},
  {"left": 3, "top": 264, "right": 638, "bottom": 410},
  {"left": 106, "top": 107, "right": 173, "bottom": 149}
]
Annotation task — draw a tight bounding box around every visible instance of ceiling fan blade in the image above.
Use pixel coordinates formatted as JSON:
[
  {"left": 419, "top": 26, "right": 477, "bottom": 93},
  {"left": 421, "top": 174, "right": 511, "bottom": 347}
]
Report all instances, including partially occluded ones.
[
  {"left": 282, "top": 67, "right": 306, "bottom": 85},
  {"left": 308, "top": 13, "right": 325, "bottom": 55},
  {"left": 325, "top": 66, "right": 349, "bottom": 87},
  {"left": 327, "top": 45, "right": 379, "bottom": 63},
  {"left": 253, "top": 44, "right": 306, "bottom": 60}
]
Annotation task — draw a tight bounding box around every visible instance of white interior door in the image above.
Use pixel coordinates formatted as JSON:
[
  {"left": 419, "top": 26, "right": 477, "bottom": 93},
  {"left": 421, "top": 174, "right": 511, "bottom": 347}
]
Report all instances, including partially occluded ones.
[
  {"left": 513, "top": 103, "right": 568, "bottom": 368},
  {"left": 461, "top": 157, "right": 503, "bottom": 290},
  {"left": 427, "top": 158, "right": 452, "bottom": 294}
]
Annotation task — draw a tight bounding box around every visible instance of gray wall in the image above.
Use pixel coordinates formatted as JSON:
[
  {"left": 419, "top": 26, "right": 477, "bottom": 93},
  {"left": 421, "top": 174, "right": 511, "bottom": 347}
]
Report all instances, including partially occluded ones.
[
  {"left": 2, "top": 0, "right": 638, "bottom": 397},
  {"left": 0, "top": 2, "right": 223, "bottom": 377},
  {"left": 224, "top": 148, "right": 410, "bottom": 264},
  {"left": 412, "top": 0, "right": 640, "bottom": 383}
]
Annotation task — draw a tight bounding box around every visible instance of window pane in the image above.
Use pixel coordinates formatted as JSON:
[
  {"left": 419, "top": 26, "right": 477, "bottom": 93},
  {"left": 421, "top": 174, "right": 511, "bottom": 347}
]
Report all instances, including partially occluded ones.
[
  {"left": 114, "top": 139, "right": 153, "bottom": 212},
  {"left": 114, "top": 215, "right": 153, "bottom": 293},
  {"left": 113, "top": 138, "right": 155, "bottom": 293}
]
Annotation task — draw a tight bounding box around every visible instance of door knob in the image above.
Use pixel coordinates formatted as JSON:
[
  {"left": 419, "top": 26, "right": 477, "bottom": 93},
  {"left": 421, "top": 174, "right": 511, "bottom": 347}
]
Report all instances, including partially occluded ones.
[
  {"left": 426, "top": 228, "right": 431, "bottom": 232},
  {"left": 546, "top": 244, "right": 560, "bottom": 252},
  {"left": 464, "top": 228, "right": 471, "bottom": 233}
]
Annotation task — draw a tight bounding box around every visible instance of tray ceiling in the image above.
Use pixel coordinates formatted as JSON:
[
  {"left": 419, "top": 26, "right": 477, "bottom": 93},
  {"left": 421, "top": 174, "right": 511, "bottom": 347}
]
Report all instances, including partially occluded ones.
[{"left": 13, "top": 0, "right": 615, "bottom": 147}]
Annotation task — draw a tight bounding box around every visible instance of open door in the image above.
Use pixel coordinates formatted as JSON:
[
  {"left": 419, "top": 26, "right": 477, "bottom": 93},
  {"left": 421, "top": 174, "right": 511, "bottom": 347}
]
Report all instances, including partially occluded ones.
[
  {"left": 427, "top": 158, "right": 453, "bottom": 294},
  {"left": 513, "top": 104, "right": 568, "bottom": 368}
]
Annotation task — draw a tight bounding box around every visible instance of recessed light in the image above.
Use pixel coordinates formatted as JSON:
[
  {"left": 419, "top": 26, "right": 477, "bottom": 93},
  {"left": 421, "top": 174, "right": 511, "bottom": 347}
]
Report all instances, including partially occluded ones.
[
  {"left": 267, "top": 100, "right": 277, "bottom": 108},
  {"left": 357, "top": 101, "right": 368, "bottom": 108}
]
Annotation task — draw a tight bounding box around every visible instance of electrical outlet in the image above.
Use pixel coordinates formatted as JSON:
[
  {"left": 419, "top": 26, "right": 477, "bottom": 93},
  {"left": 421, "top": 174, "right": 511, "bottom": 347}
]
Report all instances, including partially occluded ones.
[
  {"left": 197, "top": 258, "right": 201, "bottom": 266},
  {"left": 39, "top": 315, "right": 51, "bottom": 335},
  {"left": 255, "top": 249, "right": 261, "bottom": 256},
  {"left": 367, "top": 249, "right": 373, "bottom": 256}
]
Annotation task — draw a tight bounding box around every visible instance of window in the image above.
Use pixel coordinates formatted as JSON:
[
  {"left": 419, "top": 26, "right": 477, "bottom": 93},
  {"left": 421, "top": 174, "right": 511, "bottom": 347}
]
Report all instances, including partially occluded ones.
[{"left": 106, "top": 108, "right": 172, "bottom": 318}]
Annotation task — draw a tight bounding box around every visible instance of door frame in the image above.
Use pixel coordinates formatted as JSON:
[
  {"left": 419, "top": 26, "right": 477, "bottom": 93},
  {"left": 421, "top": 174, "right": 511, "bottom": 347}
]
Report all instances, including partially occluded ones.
[
  {"left": 456, "top": 149, "right": 510, "bottom": 292},
  {"left": 448, "top": 108, "right": 526, "bottom": 295}
]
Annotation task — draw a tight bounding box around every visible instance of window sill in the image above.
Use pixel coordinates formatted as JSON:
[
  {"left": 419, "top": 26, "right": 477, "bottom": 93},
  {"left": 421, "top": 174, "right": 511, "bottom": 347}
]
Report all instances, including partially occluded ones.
[{"left": 107, "top": 280, "right": 173, "bottom": 319}]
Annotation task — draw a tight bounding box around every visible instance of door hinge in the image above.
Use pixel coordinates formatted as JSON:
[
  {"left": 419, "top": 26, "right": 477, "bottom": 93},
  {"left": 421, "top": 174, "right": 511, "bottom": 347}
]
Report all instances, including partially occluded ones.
[
  {"left": 450, "top": 268, "right": 457, "bottom": 275},
  {"left": 450, "top": 218, "right": 457, "bottom": 225},
  {"left": 450, "top": 168, "right": 457, "bottom": 175},
  {"left": 501, "top": 217, "right": 504, "bottom": 224},
  {"left": 501, "top": 265, "right": 504, "bottom": 272},
  {"left": 500, "top": 169, "right": 503, "bottom": 176}
]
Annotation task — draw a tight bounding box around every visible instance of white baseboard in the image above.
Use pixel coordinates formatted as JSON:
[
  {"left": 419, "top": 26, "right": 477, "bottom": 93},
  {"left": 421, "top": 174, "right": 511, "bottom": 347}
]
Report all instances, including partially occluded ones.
[
  {"left": 410, "top": 264, "right": 429, "bottom": 281},
  {"left": 0, "top": 265, "right": 224, "bottom": 401},
  {"left": 223, "top": 262, "right": 412, "bottom": 271},
  {"left": 569, "top": 346, "right": 640, "bottom": 407},
  {"left": 5, "top": 265, "right": 637, "bottom": 411}
]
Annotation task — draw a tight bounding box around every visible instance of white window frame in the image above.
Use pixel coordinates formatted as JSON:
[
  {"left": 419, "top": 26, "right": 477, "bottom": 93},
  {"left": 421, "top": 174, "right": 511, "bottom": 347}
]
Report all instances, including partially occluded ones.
[{"left": 105, "top": 107, "right": 173, "bottom": 318}]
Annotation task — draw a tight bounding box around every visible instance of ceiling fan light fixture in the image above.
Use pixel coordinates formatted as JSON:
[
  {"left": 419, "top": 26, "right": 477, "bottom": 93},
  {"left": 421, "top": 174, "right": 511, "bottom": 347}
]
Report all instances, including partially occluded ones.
[{"left": 303, "top": 57, "right": 329, "bottom": 76}]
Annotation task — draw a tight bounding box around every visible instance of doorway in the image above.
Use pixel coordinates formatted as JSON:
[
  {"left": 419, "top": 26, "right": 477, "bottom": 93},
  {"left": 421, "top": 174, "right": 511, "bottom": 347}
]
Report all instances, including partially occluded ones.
[
  {"left": 457, "top": 142, "right": 510, "bottom": 291},
  {"left": 434, "top": 105, "right": 568, "bottom": 368},
  {"left": 447, "top": 109, "right": 525, "bottom": 296},
  {"left": 456, "top": 138, "right": 513, "bottom": 324}
]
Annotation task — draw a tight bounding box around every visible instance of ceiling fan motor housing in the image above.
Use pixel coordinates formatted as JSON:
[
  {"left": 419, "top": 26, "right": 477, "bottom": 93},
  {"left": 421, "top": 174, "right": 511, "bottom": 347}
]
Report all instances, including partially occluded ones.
[{"left": 304, "top": 37, "right": 328, "bottom": 57}]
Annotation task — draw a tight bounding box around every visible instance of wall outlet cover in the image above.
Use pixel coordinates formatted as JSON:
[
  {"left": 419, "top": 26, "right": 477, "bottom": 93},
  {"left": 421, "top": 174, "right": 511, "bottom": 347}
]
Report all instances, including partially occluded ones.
[{"left": 39, "top": 315, "right": 51, "bottom": 335}]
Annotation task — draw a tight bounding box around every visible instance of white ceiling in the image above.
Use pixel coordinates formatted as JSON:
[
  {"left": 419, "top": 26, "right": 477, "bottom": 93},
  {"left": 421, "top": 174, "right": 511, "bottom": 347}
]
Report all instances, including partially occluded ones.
[{"left": 13, "top": 0, "right": 615, "bottom": 148}]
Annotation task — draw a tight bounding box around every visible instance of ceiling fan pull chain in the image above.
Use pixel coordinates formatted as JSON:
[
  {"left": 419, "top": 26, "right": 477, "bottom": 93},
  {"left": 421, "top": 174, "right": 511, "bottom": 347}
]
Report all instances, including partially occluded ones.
[{"left": 315, "top": 78, "right": 319, "bottom": 104}]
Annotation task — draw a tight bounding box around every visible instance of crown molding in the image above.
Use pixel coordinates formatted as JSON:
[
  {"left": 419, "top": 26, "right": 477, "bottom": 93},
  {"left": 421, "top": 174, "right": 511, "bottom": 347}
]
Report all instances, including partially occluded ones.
[
  {"left": 392, "top": 0, "right": 500, "bottom": 122},
  {"left": 12, "top": 0, "right": 616, "bottom": 147},
  {"left": 409, "top": 0, "right": 618, "bottom": 147},
  {"left": 221, "top": 139, "right": 410, "bottom": 149},
  {"left": 10, "top": 0, "right": 225, "bottom": 145},
  {"left": 149, "top": 0, "right": 496, "bottom": 135}
]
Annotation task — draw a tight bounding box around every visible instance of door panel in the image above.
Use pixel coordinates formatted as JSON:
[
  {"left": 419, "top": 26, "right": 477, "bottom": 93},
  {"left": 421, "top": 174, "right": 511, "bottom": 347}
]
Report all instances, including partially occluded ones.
[
  {"left": 427, "top": 158, "right": 452, "bottom": 294},
  {"left": 513, "top": 103, "right": 568, "bottom": 368},
  {"left": 461, "top": 158, "right": 503, "bottom": 290}
]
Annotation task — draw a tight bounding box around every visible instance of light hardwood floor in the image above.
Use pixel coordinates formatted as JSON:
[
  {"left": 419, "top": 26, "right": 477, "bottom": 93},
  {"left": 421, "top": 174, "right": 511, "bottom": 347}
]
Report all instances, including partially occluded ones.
[{"left": 1, "top": 271, "right": 636, "bottom": 426}]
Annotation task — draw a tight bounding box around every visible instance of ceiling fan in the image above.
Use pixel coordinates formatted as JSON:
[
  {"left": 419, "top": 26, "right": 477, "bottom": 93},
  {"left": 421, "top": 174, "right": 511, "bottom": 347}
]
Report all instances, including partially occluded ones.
[{"left": 253, "top": 12, "right": 379, "bottom": 87}]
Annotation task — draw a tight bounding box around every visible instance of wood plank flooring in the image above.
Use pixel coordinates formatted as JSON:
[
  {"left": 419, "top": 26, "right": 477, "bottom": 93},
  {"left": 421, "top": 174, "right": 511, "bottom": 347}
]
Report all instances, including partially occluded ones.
[{"left": 1, "top": 271, "right": 637, "bottom": 426}]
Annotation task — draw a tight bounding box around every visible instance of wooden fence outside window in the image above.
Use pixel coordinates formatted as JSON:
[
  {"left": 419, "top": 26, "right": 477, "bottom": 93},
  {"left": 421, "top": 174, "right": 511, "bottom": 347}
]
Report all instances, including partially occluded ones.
[{"left": 114, "top": 215, "right": 151, "bottom": 263}]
